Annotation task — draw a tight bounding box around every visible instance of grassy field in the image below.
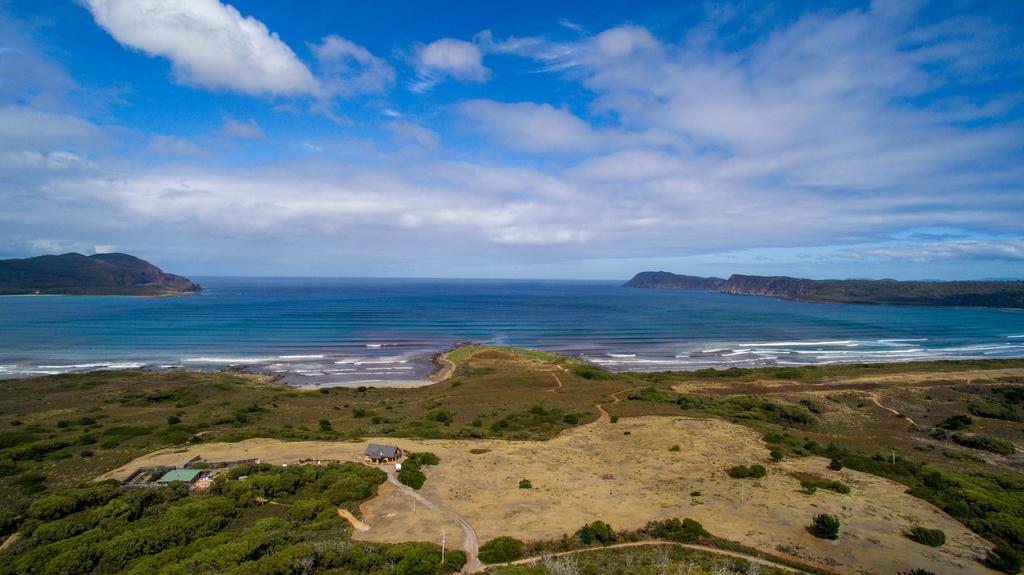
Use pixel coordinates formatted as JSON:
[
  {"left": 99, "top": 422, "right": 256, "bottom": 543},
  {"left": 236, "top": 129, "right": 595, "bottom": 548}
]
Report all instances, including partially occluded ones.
[{"left": 2, "top": 347, "right": 1024, "bottom": 573}]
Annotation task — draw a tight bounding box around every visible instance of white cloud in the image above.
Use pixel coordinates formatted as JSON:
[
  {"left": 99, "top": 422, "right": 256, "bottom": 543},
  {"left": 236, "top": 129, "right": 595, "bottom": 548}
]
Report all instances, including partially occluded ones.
[
  {"left": 859, "top": 240, "right": 1024, "bottom": 262},
  {"left": 411, "top": 38, "right": 489, "bottom": 91},
  {"left": 83, "top": 0, "right": 318, "bottom": 96},
  {"left": 221, "top": 117, "right": 263, "bottom": 139},
  {"left": 311, "top": 35, "right": 395, "bottom": 96},
  {"left": 387, "top": 121, "right": 440, "bottom": 150}
]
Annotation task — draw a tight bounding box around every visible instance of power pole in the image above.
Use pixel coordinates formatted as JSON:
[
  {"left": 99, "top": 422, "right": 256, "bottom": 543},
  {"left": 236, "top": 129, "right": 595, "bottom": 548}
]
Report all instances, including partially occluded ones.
[
  {"left": 891, "top": 448, "right": 896, "bottom": 465},
  {"left": 441, "top": 530, "right": 446, "bottom": 565}
]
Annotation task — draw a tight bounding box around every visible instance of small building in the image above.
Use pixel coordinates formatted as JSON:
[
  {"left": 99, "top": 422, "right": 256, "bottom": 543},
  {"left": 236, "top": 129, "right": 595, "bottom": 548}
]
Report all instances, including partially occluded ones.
[
  {"left": 364, "top": 443, "right": 403, "bottom": 464},
  {"left": 156, "top": 469, "right": 203, "bottom": 484}
]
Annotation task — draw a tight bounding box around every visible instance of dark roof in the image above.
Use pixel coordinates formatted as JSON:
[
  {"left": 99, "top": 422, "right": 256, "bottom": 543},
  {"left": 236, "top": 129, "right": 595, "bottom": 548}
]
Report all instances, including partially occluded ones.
[{"left": 365, "top": 444, "right": 400, "bottom": 459}]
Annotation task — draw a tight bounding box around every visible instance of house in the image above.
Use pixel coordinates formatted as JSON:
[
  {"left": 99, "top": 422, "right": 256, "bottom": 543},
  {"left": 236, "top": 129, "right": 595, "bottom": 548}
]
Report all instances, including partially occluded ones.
[
  {"left": 364, "top": 443, "right": 403, "bottom": 464},
  {"left": 156, "top": 469, "right": 203, "bottom": 484}
]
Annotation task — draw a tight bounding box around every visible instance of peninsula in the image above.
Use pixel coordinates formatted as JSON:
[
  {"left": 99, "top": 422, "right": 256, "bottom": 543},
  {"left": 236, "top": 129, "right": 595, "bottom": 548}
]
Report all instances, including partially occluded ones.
[
  {"left": 0, "top": 252, "right": 201, "bottom": 296},
  {"left": 625, "top": 271, "right": 1024, "bottom": 308}
]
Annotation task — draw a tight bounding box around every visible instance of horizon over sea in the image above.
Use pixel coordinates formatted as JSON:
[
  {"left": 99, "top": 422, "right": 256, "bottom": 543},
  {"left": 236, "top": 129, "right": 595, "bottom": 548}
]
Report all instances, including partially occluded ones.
[{"left": 2, "top": 276, "right": 1024, "bottom": 385}]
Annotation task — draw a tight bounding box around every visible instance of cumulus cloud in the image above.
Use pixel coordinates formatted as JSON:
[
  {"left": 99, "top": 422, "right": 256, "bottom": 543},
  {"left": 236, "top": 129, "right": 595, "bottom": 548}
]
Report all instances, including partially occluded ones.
[
  {"left": 411, "top": 38, "right": 489, "bottom": 91},
  {"left": 83, "top": 0, "right": 318, "bottom": 96}
]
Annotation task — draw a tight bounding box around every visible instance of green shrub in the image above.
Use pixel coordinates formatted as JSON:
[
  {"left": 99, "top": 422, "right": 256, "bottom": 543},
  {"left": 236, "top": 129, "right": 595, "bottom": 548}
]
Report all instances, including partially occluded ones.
[
  {"left": 318, "top": 419, "right": 332, "bottom": 432},
  {"left": 479, "top": 536, "right": 525, "bottom": 563},
  {"left": 407, "top": 452, "right": 440, "bottom": 466},
  {"left": 939, "top": 414, "right": 973, "bottom": 430},
  {"left": 770, "top": 449, "right": 783, "bottom": 462},
  {"left": 970, "top": 401, "right": 1022, "bottom": 422},
  {"left": 643, "top": 517, "right": 707, "bottom": 543},
  {"left": 519, "top": 479, "right": 532, "bottom": 489},
  {"left": 828, "top": 458, "right": 844, "bottom": 471},
  {"left": 575, "top": 521, "right": 617, "bottom": 545},
  {"left": 167, "top": 415, "right": 181, "bottom": 425},
  {"left": 669, "top": 445, "right": 681, "bottom": 452},
  {"left": 951, "top": 433, "right": 1016, "bottom": 456},
  {"left": 792, "top": 472, "right": 850, "bottom": 494},
  {"left": 908, "top": 526, "right": 946, "bottom": 547},
  {"left": 0, "top": 508, "right": 16, "bottom": 536},
  {"left": 726, "top": 464, "right": 767, "bottom": 479},
  {"left": 810, "top": 513, "right": 840, "bottom": 540},
  {"left": 609, "top": 416, "right": 619, "bottom": 423},
  {"left": 988, "top": 545, "right": 1023, "bottom": 574},
  {"left": 398, "top": 460, "right": 426, "bottom": 490}
]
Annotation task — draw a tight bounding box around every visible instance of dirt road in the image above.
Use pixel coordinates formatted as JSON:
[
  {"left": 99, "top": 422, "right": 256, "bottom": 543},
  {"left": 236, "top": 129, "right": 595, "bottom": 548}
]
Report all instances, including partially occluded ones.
[
  {"left": 385, "top": 468, "right": 483, "bottom": 573},
  {"left": 489, "top": 540, "right": 810, "bottom": 573}
]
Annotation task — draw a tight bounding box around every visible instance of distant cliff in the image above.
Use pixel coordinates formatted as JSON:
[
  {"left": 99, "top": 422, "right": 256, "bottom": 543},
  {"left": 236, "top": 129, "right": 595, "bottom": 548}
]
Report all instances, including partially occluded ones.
[
  {"left": 623, "top": 271, "right": 726, "bottom": 290},
  {"left": 0, "top": 253, "right": 201, "bottom": 296},
  {"left": 625, "top": 271, "right": 1024, "bottom": 308}
]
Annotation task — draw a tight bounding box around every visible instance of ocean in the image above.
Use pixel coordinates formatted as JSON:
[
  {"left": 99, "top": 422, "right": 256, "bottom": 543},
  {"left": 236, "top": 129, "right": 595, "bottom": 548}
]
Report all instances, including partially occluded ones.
[{"left": 1, "top": 277, "right": 1023, "bottom": 385}]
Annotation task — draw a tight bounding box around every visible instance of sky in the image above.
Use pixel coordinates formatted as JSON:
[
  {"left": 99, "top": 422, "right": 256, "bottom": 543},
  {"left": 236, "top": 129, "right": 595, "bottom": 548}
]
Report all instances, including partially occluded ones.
[{"left": 0, "top": 0, "right": 1022, "bottom": 280}]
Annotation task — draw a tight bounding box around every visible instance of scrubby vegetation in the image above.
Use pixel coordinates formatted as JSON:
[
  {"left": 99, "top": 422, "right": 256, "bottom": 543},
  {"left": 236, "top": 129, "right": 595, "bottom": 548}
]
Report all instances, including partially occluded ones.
[
  {"left": 574, "top": 520, "right": 618, "bottom": 545},
  {"left": 0, "top": 462, "right": 465, "bottom": 574},
  {"left": 950, "top": 433, "right": 1017, "bottom": 456},
  {"left": 791, "top": 472, "right": 851, "bottom": 495},
  {"left": 726, "top": 464, "right": 767, "bottom": 479},
  {"left": 479, "top": 536, "right": 525, "bottom": 563},
  {"left": 908, "top": 526, "right": 946, "bottom": 547},
  {"left": 809, "top": 513, "right": 840, "bottom": 540}
]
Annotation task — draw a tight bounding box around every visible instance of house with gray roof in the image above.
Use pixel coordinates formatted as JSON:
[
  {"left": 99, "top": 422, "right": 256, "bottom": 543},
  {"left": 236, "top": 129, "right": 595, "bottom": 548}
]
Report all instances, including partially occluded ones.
[{"left": 364, "top": 443, "right": 403, "bottom": 463}]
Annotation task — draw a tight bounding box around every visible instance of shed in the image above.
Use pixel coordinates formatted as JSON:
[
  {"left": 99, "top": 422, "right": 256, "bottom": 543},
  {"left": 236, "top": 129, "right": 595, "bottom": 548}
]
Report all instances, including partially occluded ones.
[
  {"left": 157, "top": 469, "right": 203, "bottom": 484},
  {"left": 364, "top": 444, "right": 403, "bottom": 463}
]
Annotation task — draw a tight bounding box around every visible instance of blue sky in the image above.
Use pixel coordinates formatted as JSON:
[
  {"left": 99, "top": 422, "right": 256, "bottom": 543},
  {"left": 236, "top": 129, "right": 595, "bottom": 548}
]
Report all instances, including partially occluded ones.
[{"left": 0, "top": 0, "right": 1022, "bottom": 279}]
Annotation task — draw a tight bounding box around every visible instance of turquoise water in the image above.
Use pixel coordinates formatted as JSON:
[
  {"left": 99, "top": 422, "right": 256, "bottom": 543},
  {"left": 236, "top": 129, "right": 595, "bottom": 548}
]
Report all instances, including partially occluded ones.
[{"left": 1, "top": 277, "right": 1023, "bottom": 385}]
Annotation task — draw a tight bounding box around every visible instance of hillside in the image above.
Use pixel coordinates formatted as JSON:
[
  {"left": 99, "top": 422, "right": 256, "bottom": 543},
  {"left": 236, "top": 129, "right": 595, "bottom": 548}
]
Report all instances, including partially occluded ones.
[
  {"left": 625, "top": 271, "right": 1024, "bottom": 308},
  {"left": 0, "top": 252, "right": 200, "bottom": 296},
  {"left": 623, "top": 271, "right": 725, "bottom": 290}
]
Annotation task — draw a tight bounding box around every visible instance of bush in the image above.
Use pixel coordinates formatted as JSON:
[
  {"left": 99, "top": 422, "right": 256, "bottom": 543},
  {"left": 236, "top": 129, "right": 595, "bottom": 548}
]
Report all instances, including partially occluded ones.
[
  {"left": 726, "top": 464, "right": 767, "bottom": 479},
  {"left": 167, "top": 415, "right": 181, "bottom": 425},
  {"left": 951, "top": 433, "right": 1016, "bottom": 456},
  {"left": 407, "top": 452, "right": 440, "bottom": 466},
  {"left": 810, "top": 514, "right": 840, "bottom": 540},
  {"left": 0, "top": 508, "right": 16, "bottom": 536},
  {"left": 643, "top": 517, "right": 707, "bottom": 543},
  {"left": 828, "top": 458, "right": 844, "bottom": 471},
  {"left": 609, "top": 416, "right": 619, "bottom": 423},
  {"left": 398, "top": 460, "right": 427, "bottom": 490},
  {"left": 908, "top": 526, "right": 946, "bottom": 547},
  {"left": 575, "top": 521, "right": 617, "bottom": 545},
  {"left": 318, "top": 419, "right": 332, "bottom": 432},
  {"left": 669, "top": 445, "right": 681, "bottom": 452},
  {"left": 792, "top": 472, "right": 850, "bottom": 495},
  {"left": 478, "top": 536, "right": 524, "bottom": 563},
  {"left": 988, "top": 545, "right": 1023, "bottom": 574},
  {"left": 519, "top": 479, "right": 532, "bottom": 489},
  {"left": 939, "top": 414, "right": 973, "bottom": 430},
  {"left": 770, "top": 449, "right": 783, "bottom": 462}
]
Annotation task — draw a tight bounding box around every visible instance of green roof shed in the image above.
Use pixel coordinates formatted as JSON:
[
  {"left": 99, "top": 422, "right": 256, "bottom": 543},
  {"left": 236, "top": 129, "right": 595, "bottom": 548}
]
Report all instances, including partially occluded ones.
[{"left": 157, "top": 469, "right": 202, "bottom": 484}]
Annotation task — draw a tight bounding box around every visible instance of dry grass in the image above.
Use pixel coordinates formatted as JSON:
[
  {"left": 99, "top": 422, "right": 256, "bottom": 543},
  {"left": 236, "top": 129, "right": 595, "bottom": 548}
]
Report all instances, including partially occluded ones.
[{"left": 108, "top": 414, "right": 996, "bottom": 575}]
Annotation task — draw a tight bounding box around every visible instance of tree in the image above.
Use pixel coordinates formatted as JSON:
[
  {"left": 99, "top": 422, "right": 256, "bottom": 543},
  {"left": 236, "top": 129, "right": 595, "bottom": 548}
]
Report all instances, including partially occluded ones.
[
  {"left": 479, "top": 536, "right": 525, "bottom": 563},
  {"left": 810, "top": 514, "right": 840, "bottom": 540}
]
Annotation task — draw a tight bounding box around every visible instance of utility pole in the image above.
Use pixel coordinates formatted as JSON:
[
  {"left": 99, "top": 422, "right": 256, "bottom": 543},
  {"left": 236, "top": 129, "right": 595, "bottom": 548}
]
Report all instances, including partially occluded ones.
[
  {"left": 891, "top": 448, "right": 896, "bottom": 465},
  {"left": 441, "top": 530, "right": 446, "bottom": 565}
]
